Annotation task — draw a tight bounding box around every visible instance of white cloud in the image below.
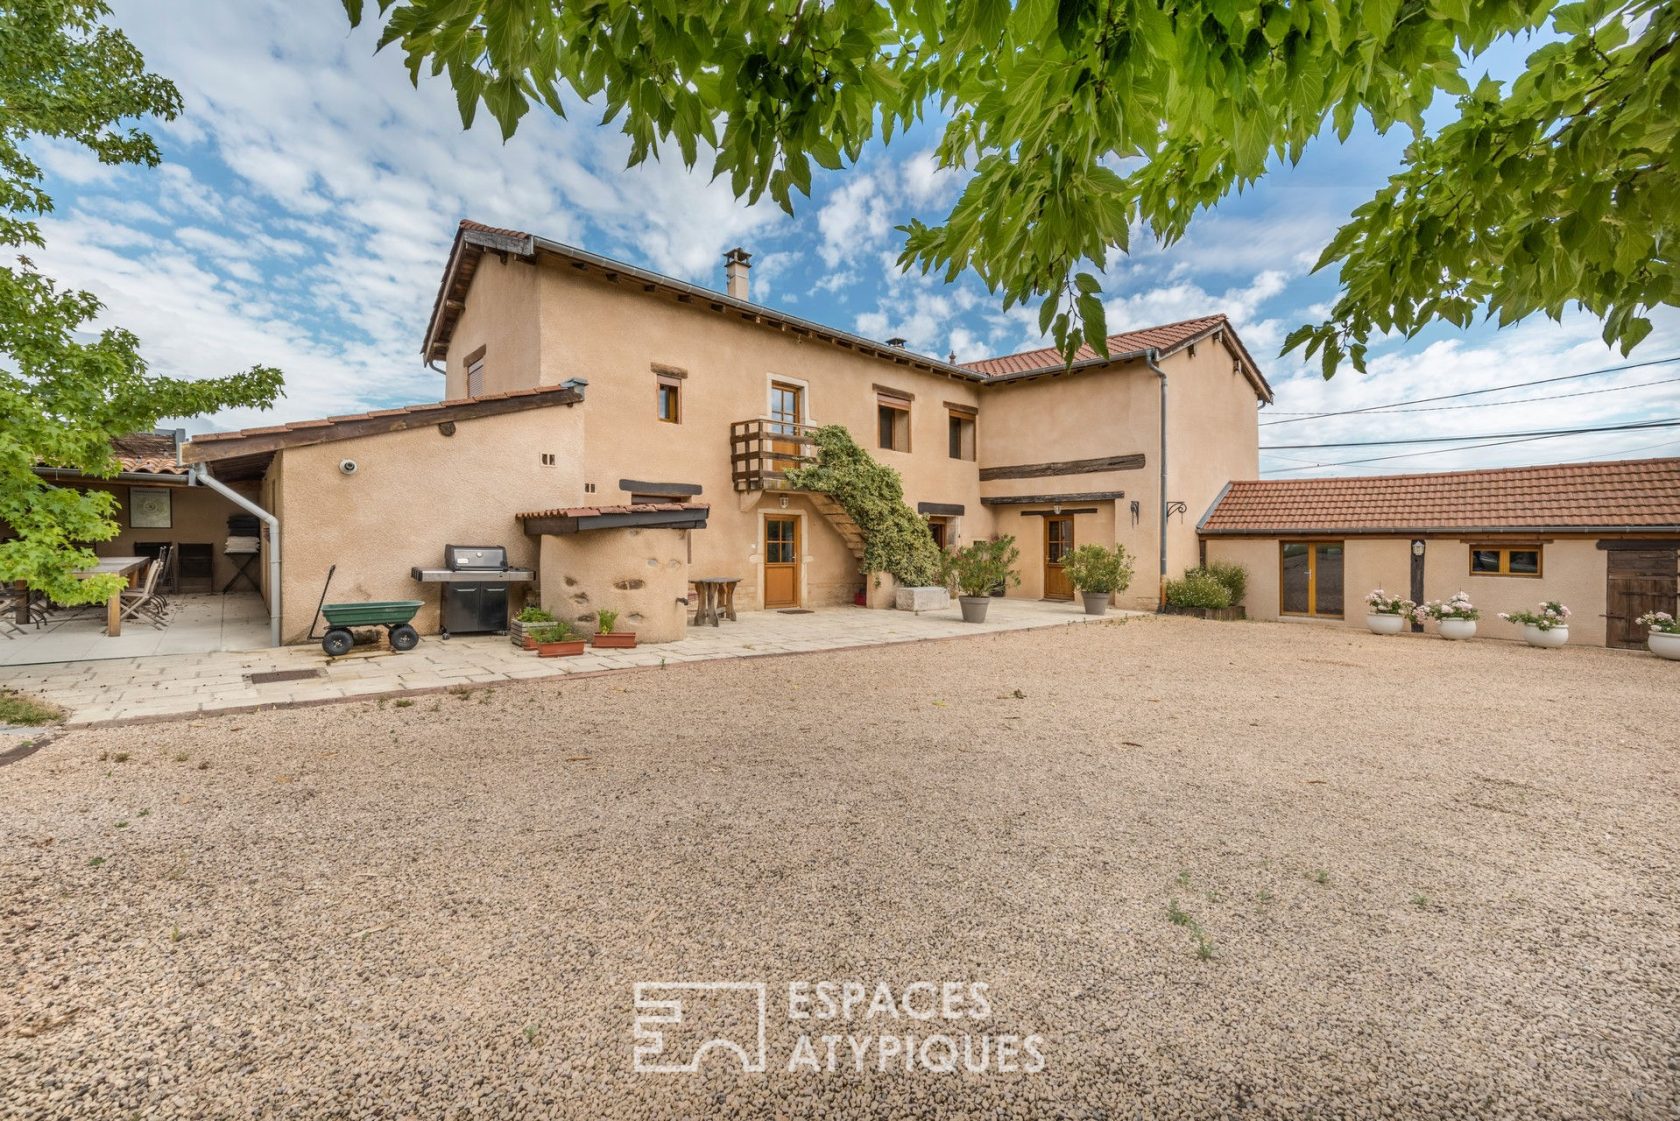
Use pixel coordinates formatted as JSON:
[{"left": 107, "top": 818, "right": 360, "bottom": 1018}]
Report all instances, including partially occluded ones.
[{"left": 816, "top": 173, "right": 892, "bottom": 268}]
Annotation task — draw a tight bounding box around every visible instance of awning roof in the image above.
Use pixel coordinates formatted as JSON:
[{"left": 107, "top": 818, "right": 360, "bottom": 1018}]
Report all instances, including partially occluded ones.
[{"left": 518, "top": 502, "right": 710, "bottom": 535}]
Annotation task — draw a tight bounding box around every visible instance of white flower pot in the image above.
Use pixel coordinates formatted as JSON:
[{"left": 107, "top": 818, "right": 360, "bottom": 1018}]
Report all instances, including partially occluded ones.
[
  {"left": 1437, "top": 618, "right": 1477, "bottom": 641},
  {"left": 1648, "top": 631, "right": 1680, "bottom": 660},
  {"left": 1366, "top": 613, "right": 1405, "bottom": 635},
  {"left": 1523, "top": 624, "right": 1568, "bottom": 648}
]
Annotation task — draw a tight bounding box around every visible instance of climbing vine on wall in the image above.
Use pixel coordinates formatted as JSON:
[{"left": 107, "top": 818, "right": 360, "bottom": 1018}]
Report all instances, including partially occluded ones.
[{"left": 785, "top": 425, "right": 944, "bottom": 587}]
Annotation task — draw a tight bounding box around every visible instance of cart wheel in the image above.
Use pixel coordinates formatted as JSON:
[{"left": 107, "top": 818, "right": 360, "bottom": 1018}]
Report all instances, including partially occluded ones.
[
  {"left": 389, "top": 624, "right": 420, "bottom": 652},
  {"left": 321, "top": 628, "right": 354, "bottom": 657}
]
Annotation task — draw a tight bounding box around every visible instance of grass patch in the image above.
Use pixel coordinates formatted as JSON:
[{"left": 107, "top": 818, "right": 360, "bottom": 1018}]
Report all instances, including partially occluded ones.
[
  {"left": 1166, "top": 898, "right": 1217, "bottom": 962},
  {"left": 0, "top": 688, "right": 63, "bottom": 726},
  {"left": 392, "top": 699, "right": 415, "bottom": 709}
]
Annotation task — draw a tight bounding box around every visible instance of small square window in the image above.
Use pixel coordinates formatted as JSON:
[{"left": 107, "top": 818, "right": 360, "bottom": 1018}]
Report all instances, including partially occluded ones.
[
  {"left": 1509, "top": 549, "right": 1540, "bottom": 574},
  {"left": 656, "top": 376, "right": 681, "bottom": 423},
  {"left": 1469, "top": 544, "right": 1543, "bottom": 577},
  {"left": 1470, "top": 549, "right": 1501, "bottom": 574},
  {"left": 540, "top": 453, "right": 556, "bottom": 467},
  {"left": 878, "top": 399, "right": 910, "bottom": 451}
]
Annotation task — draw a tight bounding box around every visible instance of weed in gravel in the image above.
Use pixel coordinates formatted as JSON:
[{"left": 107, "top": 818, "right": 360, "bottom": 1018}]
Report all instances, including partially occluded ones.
[
  {"left": 196, "top": 761, "right": 210, "bottom": 770},
  {"left": 393, "top": 699, "right": 415, "bottom": 709},
  {"left": 1167, "top": 899, "right": 1193, "bottom": 927},
  {"left": 1167, "top": 899, "right": 1218, "bottom": 962},
  {"left": 97, "top": 751, "right": 108, "bottom": 761},
  {"left": 447, "top": 686, "right": 472, "bottom": 700},
  {"left": 138, "top": 809, "right": 150, "bottom": 817},
  {"left": 1411, "top": 893, "right": 1432, "bottom": 909},
  {"left": 1175, "top": 870, "right": 1192, "bottom": 888},
  {"left": 1194, "top": 934, "right": 1217, "bottom": 961},
  {"left": 1256, "top": 889, "right": 1275, "bottom": 904},
  {"left": 1206, "top": 889, "right": 1224, "bottom": 903},
  {"left": 523, "top": 1024, "right": 539, "bottom": 1045},
  {"left": 115, "top": 821, "right": 128, "bottom": 829},
  {"left": 171, "top": 926, "right": 183, "bottom": 943},
  {"left": 1309, "top": 869, "right": 1331, "bottom": 885},
  {"left": 174, "top": 753, "right": 188, "bottom": 762},
  {"left": 112, "top": 753, "right": 129, "bottom": 763},
  {"left": 87, "top": 857, "right": 104, "bottom": 867}
]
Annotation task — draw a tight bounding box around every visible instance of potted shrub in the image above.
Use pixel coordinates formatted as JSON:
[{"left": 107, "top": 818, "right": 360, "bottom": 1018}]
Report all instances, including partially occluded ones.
[
  {"left": 1420, "top": 592, "right": 1480, "bottom": 640},
  {"left": 530, "top": 621, "right": 586, "bottom": 657},
  {"left": 1163, "top": 567, "right": 1245, "bottom": 620},
  {"left": 511, "top": 604, "right": 556, "bottom": 649},
  {"left": 1635, "top": 611, "right": 1680, "bottom": 660},
  {"left": 1364, "top": 589, "right": 1416, "bottom": 635},
  {"left": 590, "top": 608, "right": 638, "bottom": 649},
  {"left": 1498, "top": 601, "right": 1571, "bottom": 647},
  {"left": 1061, "top": 544, "right": 1134, "bottom": 616},
  {"left": 944, "top": 536, "right": 1021, "bottom": 623}
]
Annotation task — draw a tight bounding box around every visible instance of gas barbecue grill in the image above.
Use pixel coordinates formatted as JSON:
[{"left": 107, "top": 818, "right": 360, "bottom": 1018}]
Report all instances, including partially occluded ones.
[{"left": 410, "top": 544, "right": 534, "bottom": 636}]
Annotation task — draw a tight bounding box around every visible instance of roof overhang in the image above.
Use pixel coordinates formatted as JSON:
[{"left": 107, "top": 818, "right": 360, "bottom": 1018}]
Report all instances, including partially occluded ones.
[
  {"left": 519, "top": 503, "right": 711, "bottom": 536},
  {"left": 981, "top": 322, "right": 1273, "bottom": 403}
]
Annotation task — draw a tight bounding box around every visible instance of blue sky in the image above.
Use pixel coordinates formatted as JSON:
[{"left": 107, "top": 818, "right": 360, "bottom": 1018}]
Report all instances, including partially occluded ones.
[{"left": 32, "top": 0, "right": 1680, "bottom": 476}]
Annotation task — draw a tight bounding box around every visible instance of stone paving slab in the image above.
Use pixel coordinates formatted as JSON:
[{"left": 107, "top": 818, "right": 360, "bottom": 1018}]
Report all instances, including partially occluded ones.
[{"left": 0, "top": 600, "right": 1138, "bottom": 726}]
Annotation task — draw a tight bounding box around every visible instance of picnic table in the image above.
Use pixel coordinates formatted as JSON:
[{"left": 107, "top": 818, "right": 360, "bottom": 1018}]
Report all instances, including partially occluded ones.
[
  {"left": 692, "top": 577, "right": 741, "bottom": 627},
  {"left": 76, "top": 556, "right": 147, "bottom": 637}
]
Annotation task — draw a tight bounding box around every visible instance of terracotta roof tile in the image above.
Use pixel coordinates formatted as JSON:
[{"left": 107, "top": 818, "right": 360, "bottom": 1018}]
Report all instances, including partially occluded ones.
[
  {"left": 109, "top": 433, "right": 187, "bottom": 475},
  {"left": 1201, "top": 458, "right": 1680, "bottom": 534},
  {"left": 516, "top": 502, "right": 708, "bottom": 520},
  {"left": 189, "top": 383, "right": 585, "bottom": 445},
  {"left": 964, "top": 315, "right": 1230, "bottom": 377}
]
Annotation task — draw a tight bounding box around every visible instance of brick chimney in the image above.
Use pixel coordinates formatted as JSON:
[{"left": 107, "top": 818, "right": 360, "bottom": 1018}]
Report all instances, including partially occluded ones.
[{"left": 723, "top": 247, "right": 752, "bottom": 301}]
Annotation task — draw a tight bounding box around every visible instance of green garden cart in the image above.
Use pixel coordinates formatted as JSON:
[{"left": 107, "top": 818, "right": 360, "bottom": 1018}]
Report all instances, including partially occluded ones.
[{"left": 310, "top": 566, "right": 423, "bottom": 657}]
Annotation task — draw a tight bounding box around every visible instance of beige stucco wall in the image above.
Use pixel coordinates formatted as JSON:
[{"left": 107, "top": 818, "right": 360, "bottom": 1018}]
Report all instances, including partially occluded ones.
[
  {"left": 430, "top": 257, "right": 1263, "bottom": 613},
  {"left": 443, "top": 255, "right": 544, "bottom": 400},
  {"left": 273, "top": 405, "right": 585, "bottom": 642},
  {"left": 67, "top": 478, "right": 261, "bottom": 591},
  {"left": 537, "top": 527, "right": 690, "bottom": 643},
  {"left": 1207, "top": 534, "right": 1615, "bottom": 646}
]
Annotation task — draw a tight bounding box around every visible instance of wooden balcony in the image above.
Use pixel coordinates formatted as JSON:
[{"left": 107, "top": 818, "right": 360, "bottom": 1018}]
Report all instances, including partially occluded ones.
[{"left": 730, "top": 418, "right": 820, "bottom": 492}]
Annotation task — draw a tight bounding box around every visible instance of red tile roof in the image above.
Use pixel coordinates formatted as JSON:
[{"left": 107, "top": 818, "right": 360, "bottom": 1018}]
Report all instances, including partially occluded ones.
[
  {"left": 516, "top": 502, "right": 706, "bottom": 520},
  {"left": 184, "top": 383, "right": 585, "bottom": 462},
  {"left": 1200, "top": 457, "right": 1680, "bottom": 535},
  {"left": 110, "top": 432, "right": 187, "bottom": 475},
  {"left": 963, "top": 315, "right": 1231, "bottom": 377}
]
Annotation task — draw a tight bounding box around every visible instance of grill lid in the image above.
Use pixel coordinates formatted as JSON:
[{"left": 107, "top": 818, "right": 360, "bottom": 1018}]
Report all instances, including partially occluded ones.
[{"left": 444, "top": 544, "right": 509, "bottom": 571}]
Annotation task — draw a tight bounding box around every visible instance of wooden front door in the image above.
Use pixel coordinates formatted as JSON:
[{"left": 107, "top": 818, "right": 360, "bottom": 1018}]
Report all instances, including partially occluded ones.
[
  {"left": 1606, "top": 546, "right": 1678, "bottom": 648},
  {"left": 1044, "top": 516, "right": 1074, "bottom": 600},
  {"left": 764, "top": 515, "right": 800, "bottom": 608}
]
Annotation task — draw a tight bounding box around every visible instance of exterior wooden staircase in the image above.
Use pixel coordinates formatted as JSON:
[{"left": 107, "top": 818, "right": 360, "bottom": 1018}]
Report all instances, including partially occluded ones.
[{"left": 808, "top": 494, "right": 866, "bottom": 563}]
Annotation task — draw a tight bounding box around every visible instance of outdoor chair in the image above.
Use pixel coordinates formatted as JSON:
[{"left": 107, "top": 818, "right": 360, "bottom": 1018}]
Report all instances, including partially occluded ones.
[{"left": 113, "top": 558, "right": 168, "bottom": 631}]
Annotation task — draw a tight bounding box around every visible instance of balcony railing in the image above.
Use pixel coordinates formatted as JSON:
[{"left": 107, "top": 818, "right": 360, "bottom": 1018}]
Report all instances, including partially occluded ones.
[{"left": 730, "top": 418, "right": 820, "bottom": 491}]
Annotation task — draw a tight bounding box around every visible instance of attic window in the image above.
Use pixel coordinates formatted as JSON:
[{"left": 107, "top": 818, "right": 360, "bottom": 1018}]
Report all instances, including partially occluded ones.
[
  {"left": 540, "top": 453, "right": 557, "bottom": 467},
  {"left": 464, "top": 344, "right": 488, "bottom": 397}
]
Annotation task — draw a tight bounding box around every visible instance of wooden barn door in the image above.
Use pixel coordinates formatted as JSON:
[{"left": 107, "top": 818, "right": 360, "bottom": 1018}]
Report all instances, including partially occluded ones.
[{"left": 1605, "top": 546, "right": 1679, "bottom": 648}]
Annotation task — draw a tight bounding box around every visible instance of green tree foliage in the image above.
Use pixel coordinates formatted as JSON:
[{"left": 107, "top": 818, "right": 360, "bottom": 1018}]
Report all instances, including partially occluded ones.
[
  {"left": 344, "top": 0, "right": 1673, "bottom": 372},
  {"left": 783, "top": 424, "right": 945, "bottom": 586},
  {"left": 0, "top": 1, "right": 283, "bottom": 604}
]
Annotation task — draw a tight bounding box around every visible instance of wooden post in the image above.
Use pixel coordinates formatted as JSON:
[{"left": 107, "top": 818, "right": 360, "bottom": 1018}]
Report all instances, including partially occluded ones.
[{"left": 107, "top": 585, "right": 123, "bottom": 637}]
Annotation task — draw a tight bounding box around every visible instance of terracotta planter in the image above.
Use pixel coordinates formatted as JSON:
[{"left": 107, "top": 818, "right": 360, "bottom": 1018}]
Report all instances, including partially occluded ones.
[
  {"left": 536, "top": 639, "right": 587, "bottom": 657},
  {"left": 522, "top": 634, "right": 537, "bottom": 650},
  {"left": 1522, "top": 624, "right": 1568, "bottom": 648},
  {"left": 1648, "top": 631, "right": 1680, "bottom": 660},
  {"left": 1437, "top": 618, "right": 1477, "bottom": 641},
  {"left": 511, "top": 618, "right": 555, "bottom": 648},
  {"left": 590, "top": 632, "right": 638, "bottom": 649},
  {"left": 1366, "top": 613, "right": 1406, "bottom": 635},
  {"left": 1081, "top": 591, "right": 1111, "bottom": 616}
]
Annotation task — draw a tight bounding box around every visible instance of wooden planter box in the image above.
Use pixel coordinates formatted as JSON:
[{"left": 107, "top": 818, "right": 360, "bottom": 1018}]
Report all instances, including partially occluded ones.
[
  {"left": 535, "top": 639, "right": 587, "bottom": 657},
  {"left": 510, "top": 617, "right": 556, "bottom": 648},
  {"left": 1162, "top": 605, "right": 1247, "bottom": 621},
  {"left": 590, "top": 632, "right": 638, "bottom": 649}
]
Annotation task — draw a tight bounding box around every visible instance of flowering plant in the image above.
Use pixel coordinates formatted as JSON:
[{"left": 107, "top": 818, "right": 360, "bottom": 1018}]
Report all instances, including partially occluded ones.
[
  {"left": 1420, "top": 592, "right": 1480, "bottom": 622},
  {"left": 1636, "top": 610, "right": 1679, "bottom": 635},
  {"left": 1499, "top": 601, "right": 1571, "bottom": 631},
  {"left": 1365, "top": 589, "right": 1416, "bottom": 617}
]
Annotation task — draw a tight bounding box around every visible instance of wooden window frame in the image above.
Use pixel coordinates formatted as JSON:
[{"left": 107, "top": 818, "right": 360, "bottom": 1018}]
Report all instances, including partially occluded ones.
[
  {"left": 656, "top": 373, "right": 682, "bottom": 424},
  {"left": 1468, "top": 543, "right": 1544, "bottom": 578},
  {"left": 877, "top": 394, "right": 911, "bottom": 453},
  {"left": 1279, "top": 539, "right": 1345, "bottom": 619},
  {"left": 947, "top": 409, "right": 976, "bottom": 461}
]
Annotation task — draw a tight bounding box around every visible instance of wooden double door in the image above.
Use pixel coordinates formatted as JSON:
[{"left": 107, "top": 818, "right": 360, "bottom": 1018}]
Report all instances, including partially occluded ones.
[{"left": 1606, "top": 546, "right": 1678, "bottom": 648}]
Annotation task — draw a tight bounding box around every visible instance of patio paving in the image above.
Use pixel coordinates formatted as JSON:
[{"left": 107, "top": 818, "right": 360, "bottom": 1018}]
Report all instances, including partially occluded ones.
[
  {"left": 0, "top": 592, "right": 269, "bottom": 667},
  {"left": 0, "top": 598, "right": 1132, "bottom": 726}
]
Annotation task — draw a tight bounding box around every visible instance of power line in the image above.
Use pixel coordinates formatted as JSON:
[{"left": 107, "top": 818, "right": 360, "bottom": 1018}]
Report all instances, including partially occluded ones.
[
  {"left": 1261, "top": 417, "right": 1680, "bottom": 451},
  {"left": 1302, "top": 375, "right": 1680, "bottom": 416},
  {"left": 1259, "top": 355, "right": 1680, "bottom": 426},
  {"left": 1263, "top": 430, "right": 1680, "bottom": 472}
]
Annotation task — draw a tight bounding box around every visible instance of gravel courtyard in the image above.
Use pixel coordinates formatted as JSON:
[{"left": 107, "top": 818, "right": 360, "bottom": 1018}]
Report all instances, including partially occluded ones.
[{"left": 3, "top": 615, "right": 1676, "bottom": 1120}]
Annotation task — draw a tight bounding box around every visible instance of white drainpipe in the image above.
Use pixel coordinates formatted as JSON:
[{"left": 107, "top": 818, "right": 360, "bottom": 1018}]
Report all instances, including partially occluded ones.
[{"left": 187, "top": 463, "right": 282, "bottom": 647}]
